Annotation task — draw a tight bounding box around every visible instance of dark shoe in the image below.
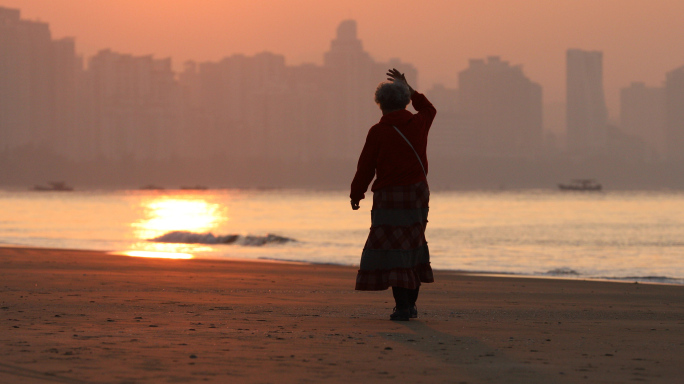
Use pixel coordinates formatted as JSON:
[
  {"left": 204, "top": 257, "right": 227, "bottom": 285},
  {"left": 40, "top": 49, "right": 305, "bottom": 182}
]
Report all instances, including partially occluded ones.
[
  {"left": 410, "top": 305, "right": 418, "bottom": 319},
  {"left": 390, "top": 307, "right": 410, "bottom": 321}
]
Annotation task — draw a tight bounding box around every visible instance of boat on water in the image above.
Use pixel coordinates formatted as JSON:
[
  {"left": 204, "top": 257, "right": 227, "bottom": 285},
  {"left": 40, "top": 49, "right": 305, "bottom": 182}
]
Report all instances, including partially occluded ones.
[
  {"left": 558, "top": 179, "right": 602, "bottom": 192},
  {"left": 32, "top": 181, "right": 74, "bottom": 192}
]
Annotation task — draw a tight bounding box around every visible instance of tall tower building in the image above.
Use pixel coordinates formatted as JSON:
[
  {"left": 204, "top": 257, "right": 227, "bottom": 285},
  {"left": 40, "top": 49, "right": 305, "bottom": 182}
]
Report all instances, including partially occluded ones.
[
  {"left": 323, "top": 20, "right": 377, "bottom": 159},
  {"left": 0, "top": 7, "right": 56, "bottom": 151},
  {"left": 665, "top": 66, "right": 684, "bottom": 162},
  {"left": 322, "top": 20, "right": 417, "bottom": 159},
  {"left": 620, "top": 82, "right": 665, "bottom": 157},
  {"left": 566, "top": 49, "right": 608, "bottom": 155},
  {"left": 0, "top": 7, "right": 25, "bottom": 151},
  {"left": 52, "top": 37, "right": 83, "bottom": 157},
  {"left": 456, "top": 56, "right": 543, "bottom": 157}
]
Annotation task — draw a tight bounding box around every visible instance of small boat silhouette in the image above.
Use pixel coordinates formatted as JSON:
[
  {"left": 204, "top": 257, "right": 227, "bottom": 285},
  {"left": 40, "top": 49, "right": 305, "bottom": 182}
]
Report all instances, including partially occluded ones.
[
  {"left": 32, "top": 181, "right": 74, "bottom": 192},
  {"left": 558, "top": 179, "right": 602, "bottom": 192},
  {"left": 180, "top": 185, "right": 208, "bottom": 190}
]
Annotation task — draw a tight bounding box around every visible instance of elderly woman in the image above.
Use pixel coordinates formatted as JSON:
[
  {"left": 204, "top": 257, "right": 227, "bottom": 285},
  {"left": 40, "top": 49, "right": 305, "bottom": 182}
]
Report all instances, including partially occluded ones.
[{"left": 350, "top": 68, "right": 436, "bottom": 321}]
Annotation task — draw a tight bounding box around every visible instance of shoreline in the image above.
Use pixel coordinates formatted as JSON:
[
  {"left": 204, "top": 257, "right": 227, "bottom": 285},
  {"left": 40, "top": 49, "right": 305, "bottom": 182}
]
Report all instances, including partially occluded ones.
[
  {"left": 4, "top": 185, "right": 684, "bottom": 193},
  {"left": 1, "top": 245, "right": 683, "bottom": 383},
  {"left": 2, "top": 243, "right": 682, "bottom": 287}
]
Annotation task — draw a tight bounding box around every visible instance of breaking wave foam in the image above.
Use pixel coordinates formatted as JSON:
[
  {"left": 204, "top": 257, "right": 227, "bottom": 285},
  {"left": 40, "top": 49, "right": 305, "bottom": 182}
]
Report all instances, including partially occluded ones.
[
  {"left": 544, "top": 267, "right": 580, "bottom": 276},
  {"left": 149, "top": 231, "right": 295, "bottom": 246}
]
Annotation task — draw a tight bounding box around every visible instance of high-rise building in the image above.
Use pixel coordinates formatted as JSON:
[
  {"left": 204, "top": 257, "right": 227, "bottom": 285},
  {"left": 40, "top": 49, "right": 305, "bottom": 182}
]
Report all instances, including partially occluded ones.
[
  {"left": 620, "top": 82, "right": 665, "bottom": 157},
  {"left": 284, "top": 63, "right": 329, "bottom": 162},
  {"left": 0, "top": 7, "right": 25, "bottom": 151},
  {"left": 88, "top": 50, "right": 180, "bottom": 160},
  {"left": 0, "top": 7, "right": 57, "bottom": 151},
  {"left": 323, "top": 20, "right": 417, "bottom": 159},
  {"left": 665, "top": 66, "right": 684, "bottom": 162},
  {"left": 322, "top": 20, "right": 379, "bottom": 159},
  {"left": 52, "top": 37, "right": 83, "bottom": 157},
  {"left": 456, "top": 56, "right": 542, "bottom": 157},
  {"left": 566, "top": 49, "right": 608, "bottom": 155},
  {"left": 194, "top": 52, "right": 290, "bottom": 159}
]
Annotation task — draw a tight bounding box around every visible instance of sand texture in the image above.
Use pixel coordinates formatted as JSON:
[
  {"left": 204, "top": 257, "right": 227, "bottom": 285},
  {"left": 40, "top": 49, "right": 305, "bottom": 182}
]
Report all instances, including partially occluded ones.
[{"left": 0, "top": 246, "right": 683, "bottom": 383}]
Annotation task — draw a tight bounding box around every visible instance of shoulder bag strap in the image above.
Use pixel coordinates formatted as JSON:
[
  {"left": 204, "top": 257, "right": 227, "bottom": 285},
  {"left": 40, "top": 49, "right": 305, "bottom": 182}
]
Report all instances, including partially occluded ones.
[{"left": 392, "top": 125, "right": 427, "bottom": 178}]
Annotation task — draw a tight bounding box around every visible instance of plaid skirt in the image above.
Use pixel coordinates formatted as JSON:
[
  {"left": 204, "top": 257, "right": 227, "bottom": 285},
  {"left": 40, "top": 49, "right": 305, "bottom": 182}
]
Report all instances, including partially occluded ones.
[{"left": 355, "top": 181, "right": 434, "bottom": 291}]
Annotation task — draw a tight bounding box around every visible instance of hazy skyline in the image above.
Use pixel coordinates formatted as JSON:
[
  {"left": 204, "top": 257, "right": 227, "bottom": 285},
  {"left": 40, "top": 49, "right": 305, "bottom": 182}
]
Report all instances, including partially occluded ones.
[{"left": 2, "top": 0, "right": 684, "bottom": 118}]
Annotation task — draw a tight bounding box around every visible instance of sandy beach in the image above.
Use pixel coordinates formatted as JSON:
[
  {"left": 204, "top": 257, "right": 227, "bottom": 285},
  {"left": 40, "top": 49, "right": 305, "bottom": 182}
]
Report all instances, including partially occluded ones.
[{"left": 0, "top": 247, "right": 682, "bottom": 383}]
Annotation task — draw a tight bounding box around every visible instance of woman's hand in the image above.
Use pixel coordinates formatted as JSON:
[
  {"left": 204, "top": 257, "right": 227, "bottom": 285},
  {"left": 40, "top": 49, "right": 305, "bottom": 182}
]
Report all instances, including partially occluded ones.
[
  {"left": 386, "top": 68, "right": 415, "bottom": 94},
  {"left": 351, "top": 199, "right": 360, "bottom": 210}
]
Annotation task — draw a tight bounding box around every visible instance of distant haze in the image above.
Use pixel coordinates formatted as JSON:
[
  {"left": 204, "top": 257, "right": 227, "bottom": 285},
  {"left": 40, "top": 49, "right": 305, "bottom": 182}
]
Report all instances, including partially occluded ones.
[{"left": 3, "top": 0, "right": 684, "bottom": 117}]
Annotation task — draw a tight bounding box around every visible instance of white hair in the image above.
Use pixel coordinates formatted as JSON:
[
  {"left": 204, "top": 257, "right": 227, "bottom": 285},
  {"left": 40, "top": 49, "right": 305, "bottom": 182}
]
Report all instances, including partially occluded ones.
[{"left": 374, "top": 81, "right": 411, "bottom": 111}]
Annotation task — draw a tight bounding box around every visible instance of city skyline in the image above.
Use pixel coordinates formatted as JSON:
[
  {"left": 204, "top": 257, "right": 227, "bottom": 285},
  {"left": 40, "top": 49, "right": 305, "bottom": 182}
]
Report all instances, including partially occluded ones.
[
  {"left": 2, "top": 0, "right": 684, "bottom": 118},
  {"left": 2, "top": 4, "right": 684, "bottom": 190},
  {"left": 0, "top": 6, "right": 549, "bottom": 163},
  {"left": 1, "top": 3, "right": 681, "bottom": 127}
]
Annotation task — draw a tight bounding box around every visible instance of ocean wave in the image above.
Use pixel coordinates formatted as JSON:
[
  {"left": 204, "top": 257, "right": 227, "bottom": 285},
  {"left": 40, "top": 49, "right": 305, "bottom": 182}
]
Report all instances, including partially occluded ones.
[
  {"left": 149, "top": 231, "right": 295, "bottom": 246},
  {"left": 544, "top": 267, "right": 580, "bottom": 276}
]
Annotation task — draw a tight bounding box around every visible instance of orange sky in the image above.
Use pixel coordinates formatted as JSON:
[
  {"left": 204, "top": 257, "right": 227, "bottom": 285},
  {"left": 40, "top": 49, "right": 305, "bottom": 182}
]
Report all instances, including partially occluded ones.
[{"left": 3, "top": 0, "right": 684, "bottom": 117}]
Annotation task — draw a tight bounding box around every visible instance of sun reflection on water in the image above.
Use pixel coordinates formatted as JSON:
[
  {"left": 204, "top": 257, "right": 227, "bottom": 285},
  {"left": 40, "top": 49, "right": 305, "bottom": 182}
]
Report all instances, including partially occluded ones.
[
  {"left": 133, "top": 197, "right": 226, "bottom": 239},
  {"left": 128, "top": 195, "right": 228, "bottom": 255},
  {"left": 118, "top": 250, "right": 194, "bottom": 260}
]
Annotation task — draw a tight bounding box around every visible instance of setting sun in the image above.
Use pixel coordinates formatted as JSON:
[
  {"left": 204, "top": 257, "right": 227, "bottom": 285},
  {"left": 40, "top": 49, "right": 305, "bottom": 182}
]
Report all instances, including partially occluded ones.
[{"left": 132, "top": 198, "right": 226, "bottom": 241}]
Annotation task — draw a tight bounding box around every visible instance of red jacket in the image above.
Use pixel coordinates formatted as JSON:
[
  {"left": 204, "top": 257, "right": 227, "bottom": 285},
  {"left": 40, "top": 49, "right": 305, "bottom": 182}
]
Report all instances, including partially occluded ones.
[{"left": 350, "top": 92, "right": 436, "bottom": 201}]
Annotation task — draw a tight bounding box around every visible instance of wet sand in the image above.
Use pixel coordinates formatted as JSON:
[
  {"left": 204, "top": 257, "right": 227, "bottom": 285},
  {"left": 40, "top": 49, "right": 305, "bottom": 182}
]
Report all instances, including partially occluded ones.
[{"left": 0, "top": 246, "right": 682, "bottom": 383}]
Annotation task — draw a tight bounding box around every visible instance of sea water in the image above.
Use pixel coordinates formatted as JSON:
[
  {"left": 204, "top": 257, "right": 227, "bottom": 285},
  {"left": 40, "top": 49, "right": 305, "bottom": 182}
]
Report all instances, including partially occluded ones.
[{"left": 1, "top": 188, "right": 683, "bottom": 284}]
